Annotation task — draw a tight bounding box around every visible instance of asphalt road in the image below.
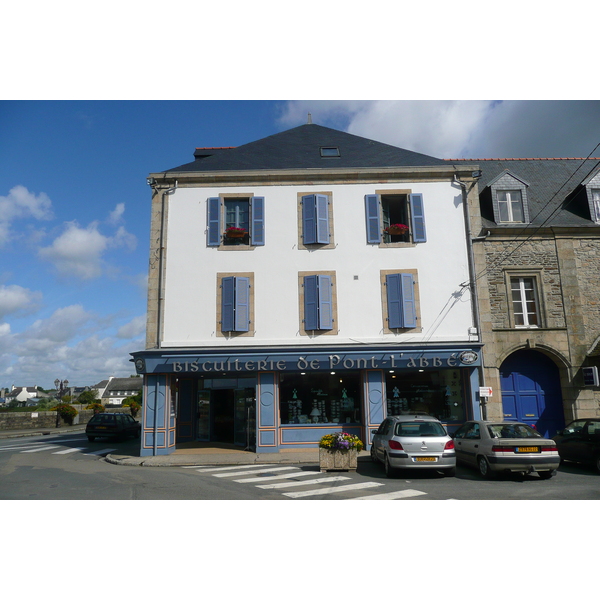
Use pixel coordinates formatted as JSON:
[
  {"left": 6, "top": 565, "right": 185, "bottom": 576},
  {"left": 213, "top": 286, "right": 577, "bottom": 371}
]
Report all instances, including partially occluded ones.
[{"left": 1, "top": 430, "right": 599, "bottom": 500}]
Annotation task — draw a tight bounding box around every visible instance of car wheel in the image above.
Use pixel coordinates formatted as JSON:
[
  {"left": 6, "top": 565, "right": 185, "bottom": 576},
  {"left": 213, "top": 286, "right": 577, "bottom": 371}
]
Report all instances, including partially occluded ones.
[
  {"left": 384, "top": 453, "right": 396, "bottom": 478},
  {"left": 538, "top": 470, "right": 554, "bottom": 480},
  {"left": 478, "top": 456, "right": 493, "bottom": 479},
  {"left": 87, "top": 436, "right": 95, "bottom": 442}
]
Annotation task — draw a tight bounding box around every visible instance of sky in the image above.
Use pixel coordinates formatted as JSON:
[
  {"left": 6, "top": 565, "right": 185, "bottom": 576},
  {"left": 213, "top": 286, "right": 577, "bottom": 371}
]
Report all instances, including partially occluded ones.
[{"left": 2, "top": 99, "right": 600, "bottom": 391}]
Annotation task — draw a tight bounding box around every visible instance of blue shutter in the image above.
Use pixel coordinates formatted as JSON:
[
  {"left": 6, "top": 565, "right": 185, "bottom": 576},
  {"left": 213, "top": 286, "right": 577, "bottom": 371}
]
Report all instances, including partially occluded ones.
[
  {"left": 386, "top": 273, "right": 416, "bottom": 328},
  {"left": 221, "top": 276, "right": 235, "bottom": 331},
  {"left": 317, "top": 275, "right": 333, "bottom": 330},
  {"left": 303, "top": 275, "right": 319, "bottom": 330},
  {"left": 207, "top": 197, "right": 221, "bottom": 246},
  {"left": 302, "top": 195, "right": 317, "bottom": 244},
  {"left": 409, "top": 193, "right": 426, "bottom": 243},
  {"left": 400, "top": 273, "right": 416, "bottom": 328},
  {"left": 315, "top": 194, "right": 330, "bottom": 244},
  {"left": 251, "top": 196, "right": 265, "bottom": 246},
  {"left": 234, "top": 277, "right": 250, "bottom": 332},
  {"left": 365, "top": 195, "right": 381, "bottom": 244},
  {"left": 386, "top": 274, "right": 403, "bottom": 328}
]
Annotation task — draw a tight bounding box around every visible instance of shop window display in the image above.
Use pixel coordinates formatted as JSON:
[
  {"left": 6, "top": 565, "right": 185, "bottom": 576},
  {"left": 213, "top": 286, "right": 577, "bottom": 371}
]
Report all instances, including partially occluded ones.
[
  {"left": 385, "top": 369, "right": 465, "bottom": 422},
  {"left": 280, "top": 372, "right": 362, "bottom": 425}
]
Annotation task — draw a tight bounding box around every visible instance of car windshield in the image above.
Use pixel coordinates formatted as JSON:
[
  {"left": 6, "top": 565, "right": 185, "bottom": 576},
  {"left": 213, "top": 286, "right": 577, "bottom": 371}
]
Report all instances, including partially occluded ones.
[
  {"left": 487, "top": 424, "right": 541, "bottom": 439},
  {"left": 90, "top": 414, "right": 115, "bottom": 424},
  {"left": 395, "top": 422, "right": 446, "bottom": 437}
]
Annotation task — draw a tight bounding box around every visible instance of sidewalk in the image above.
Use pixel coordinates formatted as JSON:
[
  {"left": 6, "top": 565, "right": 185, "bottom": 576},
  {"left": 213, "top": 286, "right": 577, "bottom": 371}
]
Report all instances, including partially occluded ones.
[{"left": 0, "top": 425, "right": 322, "bottom": 468}]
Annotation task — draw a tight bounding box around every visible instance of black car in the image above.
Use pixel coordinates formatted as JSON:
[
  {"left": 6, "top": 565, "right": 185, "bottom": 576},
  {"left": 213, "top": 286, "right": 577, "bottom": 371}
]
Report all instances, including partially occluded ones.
[
  {"left": 86, "top": 413, "right": 141, "bottom": 442},
  {"left": 553, "top": 419, "right": 600, "bottom": 474}
]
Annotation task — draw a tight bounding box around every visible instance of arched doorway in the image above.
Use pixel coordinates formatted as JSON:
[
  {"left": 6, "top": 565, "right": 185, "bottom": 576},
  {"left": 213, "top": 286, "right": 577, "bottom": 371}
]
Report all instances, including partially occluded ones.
[{"left": 500, "top": 349, "right": 565, "bottom": 438}]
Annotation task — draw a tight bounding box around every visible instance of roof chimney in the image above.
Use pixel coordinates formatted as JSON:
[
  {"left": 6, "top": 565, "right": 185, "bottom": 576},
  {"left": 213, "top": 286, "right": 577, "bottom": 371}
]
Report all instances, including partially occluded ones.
[{"left": 307, "top": 113, "right": 312, "bottom": 124}]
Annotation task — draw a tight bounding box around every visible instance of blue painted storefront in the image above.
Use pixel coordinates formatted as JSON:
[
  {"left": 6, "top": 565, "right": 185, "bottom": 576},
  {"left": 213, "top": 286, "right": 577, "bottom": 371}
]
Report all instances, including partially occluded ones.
[{"left": 132, "top": 345, "right": 482, "bottom": 456}]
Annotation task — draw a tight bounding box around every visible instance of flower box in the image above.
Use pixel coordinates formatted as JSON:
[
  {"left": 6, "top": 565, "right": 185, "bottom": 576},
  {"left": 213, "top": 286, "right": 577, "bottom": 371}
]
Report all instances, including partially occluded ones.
[
  {"left": 384, "top": 224, "right": 409, "bottom": 236},
  {"left": 319, "top": 448, "right": 358, "bottom": 472},
  {"left": 225, "top": 229, "right": 246, "bottom": 238}
]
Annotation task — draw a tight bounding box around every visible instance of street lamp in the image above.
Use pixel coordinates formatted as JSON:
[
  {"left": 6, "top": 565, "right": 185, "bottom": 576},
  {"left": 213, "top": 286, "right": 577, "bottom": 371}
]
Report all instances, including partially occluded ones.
[{"left": 54, "top": 378, "right": 69, "bottom": 427}]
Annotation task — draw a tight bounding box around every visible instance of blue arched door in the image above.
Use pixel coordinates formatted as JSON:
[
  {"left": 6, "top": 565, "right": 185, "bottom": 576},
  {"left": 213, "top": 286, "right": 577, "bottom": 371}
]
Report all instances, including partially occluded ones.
[{"left": 500, "top": 350, "right": 565, "bottom": 438}]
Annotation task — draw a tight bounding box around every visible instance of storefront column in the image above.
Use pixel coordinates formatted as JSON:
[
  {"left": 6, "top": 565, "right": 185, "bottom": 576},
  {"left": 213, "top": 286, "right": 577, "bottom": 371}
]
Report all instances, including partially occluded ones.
[
  {"left": 256, "top": 372, "right": 278, "bottom": 452},
  {"left": 364, "top": 370, "right": 385, "bottom": 448},
  {"left": 141, "top": 374, "right": 176, "bottom": 456}
]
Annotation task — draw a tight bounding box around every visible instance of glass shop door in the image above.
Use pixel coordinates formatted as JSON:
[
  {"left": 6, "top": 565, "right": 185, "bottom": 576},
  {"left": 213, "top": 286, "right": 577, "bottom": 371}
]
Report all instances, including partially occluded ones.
[
  {"left": 233, "top": 388, "right": 256, "bottom": 449},
  {"left": 196, "top": 390, "right": 211, "bottom": 441}
]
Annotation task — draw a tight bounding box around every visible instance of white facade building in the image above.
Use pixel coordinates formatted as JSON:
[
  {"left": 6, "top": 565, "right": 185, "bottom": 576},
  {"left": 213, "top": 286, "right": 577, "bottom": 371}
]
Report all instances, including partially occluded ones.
[{"left": 132, "top": 124, "right": 483, "bottom": 456}]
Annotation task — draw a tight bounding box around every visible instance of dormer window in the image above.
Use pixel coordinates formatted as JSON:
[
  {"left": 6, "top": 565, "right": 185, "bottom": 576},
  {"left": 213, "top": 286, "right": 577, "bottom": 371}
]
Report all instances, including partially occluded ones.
[
  {"left": 320, "top": 147, "right": 340, "bottom": 158},
  {"left": 489, "top": 170, "right": 530, "bottom": 225},
  {"left": 591, "top": 189, "right": 600, "bottom": 223},
  {"left": 498, "top": 190, "right": 524, "bottom": 222}
]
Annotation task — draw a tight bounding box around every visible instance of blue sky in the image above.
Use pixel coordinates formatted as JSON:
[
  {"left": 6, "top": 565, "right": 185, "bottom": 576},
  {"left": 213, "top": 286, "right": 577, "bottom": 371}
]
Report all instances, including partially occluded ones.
[{"left": 2, "top": 100, "right": 600, "bottom": 390}]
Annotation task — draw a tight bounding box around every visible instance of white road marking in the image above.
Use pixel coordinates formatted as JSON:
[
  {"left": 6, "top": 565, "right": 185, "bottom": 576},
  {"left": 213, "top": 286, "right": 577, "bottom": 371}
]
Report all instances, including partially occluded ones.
[
  {"left": 212, "top": 466, "right": 297, "bottom": 477},
  {"left": 52, "top": 447, "right": 87, "bottom": 454},
  {"left": 346, "top": 489, "right": 428, "bottom": 500},
  {"left": 234, "top": 470, "right": 320, "bottom": 483},
  {"left": 283, "top": 481, "right": 384, "bottom": 498},
  {"left": 194, "top": 464, "right": 277, "bottom": 473},
  {"left": 256, "top": 476, "right": 351, "bottom": 489},
  {"left": 21, "top": 446, "right": 59, "bottom": 453},
  {"left": 83, "top": 448, "right": 117, "bottom": 455}
]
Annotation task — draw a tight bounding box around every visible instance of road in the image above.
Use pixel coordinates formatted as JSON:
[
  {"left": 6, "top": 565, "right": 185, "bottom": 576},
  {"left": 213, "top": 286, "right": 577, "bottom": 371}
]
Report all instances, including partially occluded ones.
[{"left": 1, "top": 430, "right": 599, "bottom": 500}]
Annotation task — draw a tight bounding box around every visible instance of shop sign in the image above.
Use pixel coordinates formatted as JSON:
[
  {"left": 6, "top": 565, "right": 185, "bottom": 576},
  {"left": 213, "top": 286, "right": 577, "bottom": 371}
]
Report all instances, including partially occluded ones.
[{"left": 140, "top": 348, "right": 480, "bottom": 374}]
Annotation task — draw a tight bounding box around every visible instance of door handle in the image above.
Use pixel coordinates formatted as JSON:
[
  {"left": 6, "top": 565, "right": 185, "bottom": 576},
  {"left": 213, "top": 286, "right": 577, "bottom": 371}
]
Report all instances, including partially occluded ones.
[{"left": 474, "top": 445, "right": 478, "bottom": 448}]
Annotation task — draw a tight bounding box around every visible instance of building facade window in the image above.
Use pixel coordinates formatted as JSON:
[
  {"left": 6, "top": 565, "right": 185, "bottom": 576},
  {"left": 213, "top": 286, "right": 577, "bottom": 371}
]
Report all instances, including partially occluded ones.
[
  {"left": 592, "top": 189, "right": 600, "bottom": 223},
  {"left": 510, "top": 276, "right": 540, "bottom": 328},
  {"left": 365, "top": 192, "right": 426, "bottom": 244},
  {"left": 298, "top": 193, "right": 334, "bottom": 248},
  {"left": 216, "top": 273, "right": 254, "bottom": 335},
  {"left": 497, "top": 190, "right": 525, "bottom": 223},
  {"left": 381, "top": 270, "right": 420, "bottom": 332},
  {"left": 207, "top": 195, "right": 265, "bottom": 248},
  {"left": 298, "top": 271, "right": 337, "bottom": 335}
]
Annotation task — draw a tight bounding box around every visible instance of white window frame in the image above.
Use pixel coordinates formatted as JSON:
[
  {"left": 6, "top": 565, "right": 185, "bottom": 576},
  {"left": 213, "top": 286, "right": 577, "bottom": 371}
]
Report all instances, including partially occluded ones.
[
  {"left": 497, "top": 190, "right": 525, "bottom": 223},
  {"left": 509, "top": 276, "right": 541, "bottom": 328}
]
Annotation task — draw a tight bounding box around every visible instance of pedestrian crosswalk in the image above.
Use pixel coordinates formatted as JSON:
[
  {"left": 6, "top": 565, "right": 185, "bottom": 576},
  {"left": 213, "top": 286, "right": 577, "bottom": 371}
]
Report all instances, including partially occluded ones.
[
  {"left": 0, "top": 439, "right": 116, "bottom": 457},
  {"left": 188, "top": 463, "right": 430, "bottom": 500}
]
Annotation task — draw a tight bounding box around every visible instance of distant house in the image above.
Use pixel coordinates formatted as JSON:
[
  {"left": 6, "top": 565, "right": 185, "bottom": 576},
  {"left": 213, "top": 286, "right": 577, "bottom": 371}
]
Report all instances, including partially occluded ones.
[
  {"left": 3, "top": 386, "right": 51, "bottom": 406},
  {"left": 99, "top": 377, "right": 142, "bottom": 406}
]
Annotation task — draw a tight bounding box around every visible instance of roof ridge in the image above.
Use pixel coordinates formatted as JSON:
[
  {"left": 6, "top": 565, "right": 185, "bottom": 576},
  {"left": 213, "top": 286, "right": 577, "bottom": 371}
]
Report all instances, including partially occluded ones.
[{"left": 446, "top": 157, "right": 600, "bottom": 161}]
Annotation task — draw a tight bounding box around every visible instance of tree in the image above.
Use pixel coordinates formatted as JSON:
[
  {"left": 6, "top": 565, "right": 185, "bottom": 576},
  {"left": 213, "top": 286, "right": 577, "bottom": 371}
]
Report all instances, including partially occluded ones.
[{"left": 77, "top": 390, "right": 98, "bottom": 405}]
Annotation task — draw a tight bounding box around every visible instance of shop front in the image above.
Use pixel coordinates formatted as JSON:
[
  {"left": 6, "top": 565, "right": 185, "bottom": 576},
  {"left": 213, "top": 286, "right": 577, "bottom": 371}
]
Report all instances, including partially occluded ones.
[{"left": 131, "top": 345, "right": 482, "bottom": 456}]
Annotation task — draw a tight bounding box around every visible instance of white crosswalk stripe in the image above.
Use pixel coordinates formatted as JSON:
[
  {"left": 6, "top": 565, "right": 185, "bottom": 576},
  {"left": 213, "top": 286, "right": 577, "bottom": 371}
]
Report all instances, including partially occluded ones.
[
  {"left": 256, "top": 476, "right": 351, "bottom": 489},
  {"left": 52, "top": 447, "right": 87, "bottom": 454},
  {"left": 346, "top": 489, "right": 427, "bottom": 500},
  {"left": 194, "top": 464, "right": 277, "bottom": 473},
  {"left": 21, "top": 446, "right": 59, "bottom": 453},
  {"left": 234, "top": 470, "right": 320, "bottom": 483},
  {"left": 83, "top": 448, "right": 117, "bottom": 455},
  {"left": 283, "top": 481, "right": 384, "bottom": 498},
  {"left": 212, "top": 466, "right": 298, "bottom": 478}
]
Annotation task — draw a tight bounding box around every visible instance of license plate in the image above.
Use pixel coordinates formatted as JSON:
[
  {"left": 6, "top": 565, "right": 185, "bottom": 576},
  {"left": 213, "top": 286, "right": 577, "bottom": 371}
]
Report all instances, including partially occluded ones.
[
  {"left": 515, "top": 446, "right": 539, "bottom": 453},
  {"left": 96, "top": 426, "right": 107, "bottom": 429},
  {"left": 415, "top": 457, "right": 437, "bottom": 462}
]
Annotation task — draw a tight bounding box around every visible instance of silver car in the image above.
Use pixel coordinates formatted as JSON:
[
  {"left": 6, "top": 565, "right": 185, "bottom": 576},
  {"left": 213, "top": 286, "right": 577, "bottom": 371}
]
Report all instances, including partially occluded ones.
[
  {"left": 371, "top": 414, "right": 456, "bottom": 477},
  {"left": 453, "top": 420, "right": 560, "bottom": 479}
]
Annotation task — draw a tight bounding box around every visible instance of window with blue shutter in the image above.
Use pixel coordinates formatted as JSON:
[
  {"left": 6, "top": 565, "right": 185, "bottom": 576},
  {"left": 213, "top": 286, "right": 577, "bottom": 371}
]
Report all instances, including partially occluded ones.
[
  {"left": 208, "top": 196, "right": 265, "bottom": 247},
  {"left": 365, "top": 193, "right": 427, "bottom": 244},
  {"left": 365, "top": 195, "right": 381, "bottom": 244},
  {"left": 386, "top": 273, "right": 416, "bottom": 329},
  {"left": 302, "top": 194, "right": 330, "bottom": 245},
  {"left": 303, "top": 274, "right": 333, "bottom": 331},
  {"left": 221, "top": 276, "right": 250, "bottom": 332}
]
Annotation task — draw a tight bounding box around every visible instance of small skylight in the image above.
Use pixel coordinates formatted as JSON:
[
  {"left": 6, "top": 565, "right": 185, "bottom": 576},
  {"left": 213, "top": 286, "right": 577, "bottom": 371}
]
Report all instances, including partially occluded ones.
[{"left": 320, "top": 146, "right": 340, "bottom": 158}]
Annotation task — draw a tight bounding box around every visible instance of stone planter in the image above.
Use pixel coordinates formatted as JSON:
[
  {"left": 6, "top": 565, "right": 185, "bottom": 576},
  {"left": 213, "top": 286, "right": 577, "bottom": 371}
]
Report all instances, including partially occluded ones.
[{"left": 319, "top": 448, "right": 358, "bottom": 472}]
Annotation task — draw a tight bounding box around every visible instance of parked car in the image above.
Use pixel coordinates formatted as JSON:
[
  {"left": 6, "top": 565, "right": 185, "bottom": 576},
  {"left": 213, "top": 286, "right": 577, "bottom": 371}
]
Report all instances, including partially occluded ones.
[
  {"left": 86, "top": 412, "right": 141, "bottom": 442},
  {"left": 453, "top": 420, "right": 559, "bottom": 479},
  {"left": 371, "top": 414, "right": 456, "bottom": 477},
  {"left": 552, "top": 419, "right": 600, "bottom": 474}
]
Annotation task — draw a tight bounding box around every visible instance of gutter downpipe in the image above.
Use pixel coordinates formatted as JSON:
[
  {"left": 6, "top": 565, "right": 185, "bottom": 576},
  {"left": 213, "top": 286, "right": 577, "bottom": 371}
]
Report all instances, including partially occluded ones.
[{"left": 455, "top": 174, "right": 488, "bottom": 420}]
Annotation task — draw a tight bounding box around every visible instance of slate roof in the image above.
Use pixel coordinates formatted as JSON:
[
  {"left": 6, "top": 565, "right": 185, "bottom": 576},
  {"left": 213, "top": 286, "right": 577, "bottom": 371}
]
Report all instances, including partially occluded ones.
[
  {"left": 102, "top": 377, "right": 142, "bottom": 396},
  {"left": 163, "top": 124, "right": 446, "bottom": 173},
  {"left": 452, "top": 158, "right": 600, "bottom": 229}
]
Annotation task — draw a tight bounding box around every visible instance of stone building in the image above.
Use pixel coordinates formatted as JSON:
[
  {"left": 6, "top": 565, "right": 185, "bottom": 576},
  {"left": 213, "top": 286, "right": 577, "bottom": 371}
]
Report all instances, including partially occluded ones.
[{"left": 457, "top": 156, "right": 600, "bottom": 436}]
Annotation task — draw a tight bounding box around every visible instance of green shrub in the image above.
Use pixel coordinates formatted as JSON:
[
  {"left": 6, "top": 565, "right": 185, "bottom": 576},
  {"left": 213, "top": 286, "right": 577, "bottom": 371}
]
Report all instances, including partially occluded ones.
[
  {"left": 88, "top": 403, "right": 105, "bottom": 413},
  {"left": 128, "top": 400, "right": 141, "bottom": 418}
]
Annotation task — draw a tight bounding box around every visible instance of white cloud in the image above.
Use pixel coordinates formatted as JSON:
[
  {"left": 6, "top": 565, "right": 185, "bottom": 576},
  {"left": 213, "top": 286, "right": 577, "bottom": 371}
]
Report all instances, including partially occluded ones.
[
  {"left": 0, "top": 185, "right": 54, "bottom": 246},
  {"left": 117, "top": 315, "right": 146, "bottom": 339},
  {"left": 0, "top": 284, "right": 43, "bottom": 320},
  {"left": 278, "top": 100, "right": 600, "bottom": 159},
  {"left": 108, "top": 203, "right": 125, "bottom": 225}
]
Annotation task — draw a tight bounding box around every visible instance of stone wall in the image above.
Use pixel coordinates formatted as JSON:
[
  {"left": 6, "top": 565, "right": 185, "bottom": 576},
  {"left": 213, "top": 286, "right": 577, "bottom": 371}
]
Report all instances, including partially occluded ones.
[{"left": 0, "top": 407, "right": 133, "bottom": 431}]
